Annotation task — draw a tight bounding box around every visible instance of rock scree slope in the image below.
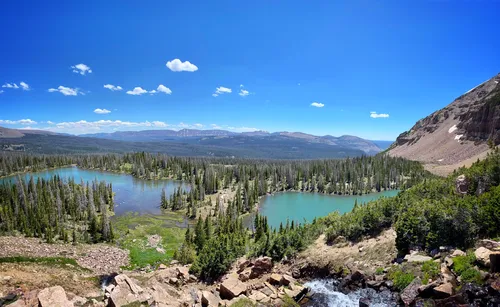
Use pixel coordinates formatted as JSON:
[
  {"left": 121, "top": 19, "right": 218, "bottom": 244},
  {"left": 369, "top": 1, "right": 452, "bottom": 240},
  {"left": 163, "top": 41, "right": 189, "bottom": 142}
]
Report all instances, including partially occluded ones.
[{"left": 388, "top": 73, "right": 500, "bottom": 175}]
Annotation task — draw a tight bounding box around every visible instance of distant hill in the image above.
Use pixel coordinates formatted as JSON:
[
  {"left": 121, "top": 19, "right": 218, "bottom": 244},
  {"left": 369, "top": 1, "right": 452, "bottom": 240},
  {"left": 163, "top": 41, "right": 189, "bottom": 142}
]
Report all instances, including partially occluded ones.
[
  {"left": 371, "top": 140, "right": 394, "bottom": 151},
  {"left": 388, "top": 72, "right": 500, "bottom": 175},
  {"left": 81, "top": 129, "right": 382, "bottom": 155},
  {"left": 1, "top": 127, "right": 383, "bottom": 159}
]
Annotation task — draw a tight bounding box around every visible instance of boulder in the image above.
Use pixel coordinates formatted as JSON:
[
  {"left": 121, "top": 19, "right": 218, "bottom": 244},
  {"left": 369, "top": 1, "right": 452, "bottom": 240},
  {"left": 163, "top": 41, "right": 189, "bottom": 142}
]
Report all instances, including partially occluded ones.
[
  {"left": 359, "top": 297, "right": 370, "bottom": 307},
  {"left": 238, "top": 259, "right": 251, "bottom": 273},
  {"left": 400, "top": 278, "right": 422, "bottom": 306},
  {"left": 444, "top": 256, "right": 454, "bottom": 268},
  {"left": 440, "top": 264, "right": 456, "bottom": 284},
  {"left": 109, "top": 275, "right": 150, "bottom": 307},
  {"left": 475, "top": 247, "right": 493, "bottom": 267},
  {"left": 176, "top": 266, "right": 190, "bottom": 280},
  {"left": 158, "top": 264, "right": 167, "bottom": 270},
  {"left": 269, "top": 274, "right": 282, "bottom": 285},
  {"left": 479, "top": 239, "right": 500, "bottom": 251},
  {"left": 219, "top": 278, "right": 247, "bottom": 300},
  {"left": 37, "top": 286, "right": 74, "bottom": 307},
  {"left": 201, "top": 291, "right": 220, "bottom": 306},
  {"left": 433, "top": 282, "right": 454, "bottom": 298},
  {"left": 491, "top": 253, "right": 500, "bottom": 273},
  {"left": 238, "top": 269, "right": 251, "bottom": 282},
  {"left": 456, "top": 174, "right": 468, "bottom": 194},
  {"left": 405, "top": 254, "right": 433, "bottom": 263},
  {"left": 366, "top": 280, "right": 384, "bottom": 290},
  {"left": 250, "top": 257, "right": 272, "bottom": 278},
  {"left": 281, "top": 274, "right": 295, "bottom": 286},
  {"left": 248, "top": 290, "right": 267, "bottom": 302},
  {"left": 451, "top": 249, "right": 466, "bottom": 257}
]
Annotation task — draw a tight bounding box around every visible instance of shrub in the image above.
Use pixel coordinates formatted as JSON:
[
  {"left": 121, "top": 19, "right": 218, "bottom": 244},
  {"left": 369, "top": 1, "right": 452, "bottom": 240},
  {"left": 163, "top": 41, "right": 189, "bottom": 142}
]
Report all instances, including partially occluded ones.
[
  {"left": 388, "top": 267, "right": 415, "bottom": 291},
  {"left": 453, "top": 253, "right": 476, "bottom": 275},
  {"left": 375, "top": 267, "right": 385, "bottom": 275},
  {"left": 421, "top": 260, "right": 440, "bottom": 284},
  {"left": 460, "top": 267, "right": 482, "bottom": 284}
]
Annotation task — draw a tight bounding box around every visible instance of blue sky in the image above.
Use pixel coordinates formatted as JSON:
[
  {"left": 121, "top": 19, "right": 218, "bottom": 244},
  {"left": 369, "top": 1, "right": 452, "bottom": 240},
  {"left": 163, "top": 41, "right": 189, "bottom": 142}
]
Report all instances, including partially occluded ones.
[{"left": 1, "top": 1, "right": 499, "bottom": 140}]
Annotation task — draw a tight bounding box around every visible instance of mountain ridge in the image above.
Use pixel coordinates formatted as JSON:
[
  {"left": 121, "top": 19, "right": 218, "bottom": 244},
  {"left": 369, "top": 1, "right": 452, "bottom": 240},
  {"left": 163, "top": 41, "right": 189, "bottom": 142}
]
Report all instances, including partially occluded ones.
[{"left": 388, "top": 72, "right": 500, "bottom": 175}]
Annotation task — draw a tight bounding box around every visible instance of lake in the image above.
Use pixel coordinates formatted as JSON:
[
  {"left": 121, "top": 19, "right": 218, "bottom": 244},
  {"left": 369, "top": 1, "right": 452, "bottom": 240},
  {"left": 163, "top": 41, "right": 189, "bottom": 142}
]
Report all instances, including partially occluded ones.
[
  {"left": 1, "top": 167, "right": 399, "bottom": 227},
  {"left": 246, "top": 190, "right": 399, "bottom": 229},
  {"left": 0, "top": 167, "right": 190, "bottom": 216}
]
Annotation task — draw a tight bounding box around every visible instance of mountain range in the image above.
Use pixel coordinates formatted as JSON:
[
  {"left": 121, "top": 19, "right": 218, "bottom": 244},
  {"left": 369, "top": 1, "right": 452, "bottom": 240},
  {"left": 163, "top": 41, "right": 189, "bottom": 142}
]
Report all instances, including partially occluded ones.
[{"left": 0, "top": 127, "right": 386, "bottom": 159}]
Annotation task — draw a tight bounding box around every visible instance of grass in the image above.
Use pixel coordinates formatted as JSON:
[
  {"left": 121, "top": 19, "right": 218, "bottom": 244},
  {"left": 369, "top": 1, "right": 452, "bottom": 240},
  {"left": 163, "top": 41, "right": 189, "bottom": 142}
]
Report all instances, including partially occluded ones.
[
  {"left": 113, "top": 212, "right": 189, "bottom": 269},
  {"left": 0, "top": 256, "right": 90, "bottom": 272}
]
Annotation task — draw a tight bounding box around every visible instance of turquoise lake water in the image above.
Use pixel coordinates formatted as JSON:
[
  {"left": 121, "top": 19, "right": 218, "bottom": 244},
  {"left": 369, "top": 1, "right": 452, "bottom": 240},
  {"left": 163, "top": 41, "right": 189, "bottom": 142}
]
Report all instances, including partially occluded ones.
[
  {"left": 1, "top": 167, "right": 399, "bottom": 226},
  {"left": 0, "top": 167, "right": 190, "bottom": 216},
  {"left": 247, "top": 190, "right": 399, "bottom": 229}
]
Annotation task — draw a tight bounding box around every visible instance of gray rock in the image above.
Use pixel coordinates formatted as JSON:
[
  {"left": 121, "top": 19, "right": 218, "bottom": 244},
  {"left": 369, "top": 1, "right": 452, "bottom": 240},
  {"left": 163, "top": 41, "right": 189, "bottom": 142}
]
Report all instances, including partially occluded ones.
[
  {"left": 400, "top": 278, "right": 421, "bottom": 306},
  {"left": 38, "top": 286, "right": 74, "bottom": 307},
  {"left": 201, "top": 290, "right": 220, "bottom": 306},
  {"left": 456, "top": 175, "right": 468, "bottom": 194},
  {"left": 406, "top": 254, "right": 432, "bottom": 263}
]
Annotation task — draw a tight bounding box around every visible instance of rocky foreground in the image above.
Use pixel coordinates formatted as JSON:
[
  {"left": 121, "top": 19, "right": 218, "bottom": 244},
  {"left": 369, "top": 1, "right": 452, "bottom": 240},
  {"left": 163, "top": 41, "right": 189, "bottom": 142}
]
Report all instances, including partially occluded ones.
[{"left": 1, "top": 234, "right": 500, "bottom": 306}]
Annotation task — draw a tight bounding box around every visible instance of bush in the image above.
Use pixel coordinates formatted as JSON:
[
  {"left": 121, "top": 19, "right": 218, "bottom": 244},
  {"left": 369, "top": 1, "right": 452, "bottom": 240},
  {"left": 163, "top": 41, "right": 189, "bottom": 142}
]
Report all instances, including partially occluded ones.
[
  {"left": 460, "top": 267, "right": 482, "bottom": 284},
  {"left": 453, "top": 253, "right": 476, "bottom": 275},
  {"left": 422, "top": 260, "right": 440, "bottom": 284},
  {"left": 388, "top": 267, "right": 414, "bottom": 291},
  {"left": 375, "top": 267, "right": 384, "bottom": 275}
]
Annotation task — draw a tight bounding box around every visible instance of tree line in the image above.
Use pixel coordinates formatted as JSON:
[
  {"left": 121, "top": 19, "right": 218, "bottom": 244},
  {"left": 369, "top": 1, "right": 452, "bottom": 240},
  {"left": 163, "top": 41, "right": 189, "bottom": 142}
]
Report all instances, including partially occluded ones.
[{"left": 0, "top": 175, "right": 114, "bottom": 243}]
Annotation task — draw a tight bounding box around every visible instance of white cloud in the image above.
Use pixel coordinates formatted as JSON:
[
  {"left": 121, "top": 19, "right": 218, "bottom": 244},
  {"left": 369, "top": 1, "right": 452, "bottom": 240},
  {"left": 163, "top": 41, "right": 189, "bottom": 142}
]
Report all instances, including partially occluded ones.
[
  {"left": 166, "top": 59, "right": 198, "bottom": 72},
  {"left": 94, "top": 108, "right": 111, "bottom": 114},
  {"left": 213, "top": 86, "right": 232, "bottom": 96},
  {"left": 152, "top": 121, "right": 168, "bottom": 127},
  {"left": 311, "top": 102, "right": 324, "bottom": 108},
  {"left": 157, "top": 84, "right": 172, "bottom": 94},
  {"left": 71, "top": 63, "right": 92, "bottom": 75},
  {"left": 47, "top": 121, "right": 54, "bottom": 125},
  {"left": 2, "top": 83, "right": 19, "bottom": 89},
  {"left": 240, "top": 84, "right": 244, "bottom": 88},
  {"left": 126, "top": 87, "right": 148, "bottom": 95},
  {"left": 20, "top": 82, "right": 30, "bottom": 91},
  {"left": 104, "top": 84, "right": 123, "bottom": 91},
  {"left": 216, "top": 86, "right": 232, "bottom": 94},
  {"left": 193, "top": 123, "right": 203, "bottom": 128},
  {"left": 0, "top": 90, "right": 3, "bottom": 94},
  {"left": 239, "top": 89, "right": 249, "bottom": 97},
  {"left": 370, "top": 111, "right": 389, "bottom": 118},
  {"left": 211, "top": 124, "right": 222, "bottom": 129},
  {"left": 48, "top": 86, "right": 80, "bottom": 96},
  {"left": 0, "top": 119, "right": 37, "bottom": 125}
]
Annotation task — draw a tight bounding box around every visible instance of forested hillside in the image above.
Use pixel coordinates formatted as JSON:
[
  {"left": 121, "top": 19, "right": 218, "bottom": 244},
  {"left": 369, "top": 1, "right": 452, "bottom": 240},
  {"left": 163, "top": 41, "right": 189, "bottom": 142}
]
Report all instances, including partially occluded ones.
[{"left": 0, "top": 176, "right": 114, "bottom": 243}]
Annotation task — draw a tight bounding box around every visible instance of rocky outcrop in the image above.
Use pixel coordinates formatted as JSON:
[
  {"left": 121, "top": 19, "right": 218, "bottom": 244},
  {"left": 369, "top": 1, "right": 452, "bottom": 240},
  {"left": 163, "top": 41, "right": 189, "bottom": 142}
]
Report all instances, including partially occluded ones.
[
  {"left": 249, "top": 256, "right": 272, "bottom": 278},
  {"left": 219, "top": 278, "right": 247, "bottom": 300},
  {"left": 37, "top": 286, "right": 74, "bottom": 307},
  {"left": 108, "top": 274, "right": 150, "bottom": 307}
]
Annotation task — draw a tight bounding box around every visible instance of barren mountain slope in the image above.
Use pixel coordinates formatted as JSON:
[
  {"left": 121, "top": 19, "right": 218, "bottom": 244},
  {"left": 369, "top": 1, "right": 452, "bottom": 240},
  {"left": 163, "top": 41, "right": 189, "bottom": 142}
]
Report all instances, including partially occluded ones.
[{"left": 388, "top": 73, "right": 500, "bottom": 175}]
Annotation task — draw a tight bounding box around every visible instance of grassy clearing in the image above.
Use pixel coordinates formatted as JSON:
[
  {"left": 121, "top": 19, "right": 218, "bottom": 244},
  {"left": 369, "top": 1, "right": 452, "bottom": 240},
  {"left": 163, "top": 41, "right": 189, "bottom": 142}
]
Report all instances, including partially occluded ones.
[
  {"left": 113, "top": 212, "right": 188, "bottom": 269},
  {"left": 0, "top": 256, "right": 89, "bottom": 272}
]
